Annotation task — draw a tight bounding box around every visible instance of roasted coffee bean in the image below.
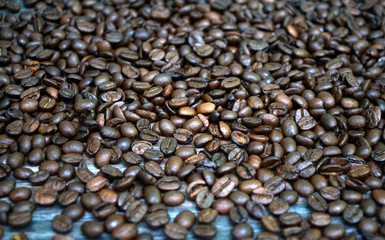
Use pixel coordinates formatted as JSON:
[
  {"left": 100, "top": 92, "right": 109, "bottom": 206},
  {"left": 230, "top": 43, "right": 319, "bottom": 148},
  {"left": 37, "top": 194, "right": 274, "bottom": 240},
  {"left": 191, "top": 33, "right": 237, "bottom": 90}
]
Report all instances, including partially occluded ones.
[
  {"left": 125, "top": 200, "right": 147, "bottom": 224},
  {"left": 8, "top": 211, "right": 32, "bottom": 228},
  {"left": 251, "top": 187, "right": 274, "bottom": 205},
  {"left": 343, "top": 205, "right": 363, "bottom": 224},
  {"left": 309, "top": 212, "right": 331, "bottom": 227},
  {"left": 146, "top": 210, "right": 170, "bottom": 228},
  {"left": 33, "top": 188, "right": 57, "bottom": 205},
  {"left": 174, "top": 210, "right": 195, "bottom": 229},
  {"left": 328, "top": 200, "right": 348, "bottom": 216},
  {"left": 279, "top": 190, "right": 298, "bottom": 205},
  {"left": 230, "top": 222, "right": 254, "bottom": 239},
  {"left": 193, "top": 225, "right": 217, "bottom": 239},
  {"left": 112, "top": 223, "right": 138, "bottom": 240},
  {"left": 160, "top": 137, "right": 177, "bottom": 156},
  {"left": 229, "top": 206, "right": 248, "bottom": 224},
  {"left": 164, "top": 223, "right": 188, "bottom": 240},
  {"left": 361, "top": 198, "right": 377, "bottom": 217},
  {"left": 196, "top": 188, "right": 214, "bottom": 209},
  {"left": 246, "top": 200, "right": 266, "bottom": 219},
  {"left": 92, "top": 202, "right": 117, "bottom": 220},
  {"left": 261, "top": 215, "right": 280, "bottom": 233},
  {"left": 62, "top": 204, "right": 85, "bottom": 221},
  {"left": 58, "top": 191, "right": 79, "bottom": 207},
  {"left": 163, "top": 191, "right": 185, "bottom": 206},
  {"left": 279, "top": 212, "right": 302, "bottom": 226},
  {"left": 198, "top": 208, "right": 218, "bottom": 224},
  {"left": 9, "top": 187, "right": 31, "bottom": 203},
  {"left": 269, "top": 198, "right": 289, "bottom": 215},
  {"left": 51, "top": 214, "right": 72, "bottom": 233},
  {"left": 81, "top": 221, "right": 104, "bottom": 238},
  {"left": 308, "top": 193, "right": 328, "bottom": 212},
  {"left": 372, "top": 189, "right": 385, "bottom": 205}
]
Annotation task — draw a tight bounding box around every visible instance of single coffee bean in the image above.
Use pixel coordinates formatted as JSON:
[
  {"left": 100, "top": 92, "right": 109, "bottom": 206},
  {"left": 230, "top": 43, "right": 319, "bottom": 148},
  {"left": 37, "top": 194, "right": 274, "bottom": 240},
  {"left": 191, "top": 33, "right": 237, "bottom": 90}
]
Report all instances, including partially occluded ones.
[
  {"left": 112, "top": 223, "right": 138, "bottom": 240},
  {"left": 8, "top": 211, "right": 32, "bottom": 228},
  {"left": 192, "top": 224, "right": 217, "bottom": 239},
  {"left": 198, "top": 208, "right": 218, "bottom": 224},
  {"left": 145, "top": 210, "right": 170, "bottom": 228},
  {"left": 174, "top": 210, "right": 195, "bottom": 229},
  {"left": 196, "top": 188, "right": 214, "bottom": 209},
  {"left": 164, "top": 223, "right": 188, "bottom": 240},
  {"left": 33, "top": 188, "right": 57, "bottom": 205},
  {"left": 125, "top": 200, "right": 147, "bottom": 224},
  {"left": 261, "top": 215, "right": 280, "bottom": 233},
  {"left": 229, "top": 206, "right": 248, "bottom": 224},
  {"left": 51, "top": 214, "right": 72, "bottom": 233},
  {"left": 343, "top": 205, "right": 363, "bottom": 224},
  {"left": 81, "top": 221, "right": 104, "bottom": 238},
  {"left": 308, "top": 193, "right": 328, "bottom": 212},
  {"left": 62, "top": 204, "right": 85, "bottom": 221},
  {"left": 309, "top": 212, "right": 331, "bottom": 227}
]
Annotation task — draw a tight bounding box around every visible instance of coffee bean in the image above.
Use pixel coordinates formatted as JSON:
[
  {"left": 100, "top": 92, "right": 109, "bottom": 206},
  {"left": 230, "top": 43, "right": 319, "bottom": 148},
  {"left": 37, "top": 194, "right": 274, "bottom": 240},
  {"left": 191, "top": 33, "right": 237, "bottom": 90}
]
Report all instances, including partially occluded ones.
[
  {"left": 193, "top": 224, "right": 217, "bottom": 239},
  {"left": 269, "top": 198, "right": 289, "bottom": 215},
  {"left": 308, "top": 193, "right": 327, "bottom": 212},
  {"left": 343, "top": 205, "right": 363, "bottom": 224},
  {"left": 261, "top": 215, "right": 280, "bottom": 233},
  {"left": 164, "top": 223, "right": 188, "bottom": 240},
  {"left": 33, "top": 188, "right": 57, "bottom": 205},
  {"left": 51, "top": 214, "right": 72, "bottom": 233},
  {"left": 229, "top": 206, "right": 248, "bottom": 224},
  {"left": 146, "top": 210, "right": 170, "bottom": 228},
  {"left": 372, "top": 189, "right": 385, "bottom": 205},
  {"left": 174, "top": 210, "right": 195, "bottom": 229},
  {"left": 112, "top": 223, "right": 138, "bottom": 240},
  {"left": 124, "top": 200, "right": 147, "bottom": 224},
  {"left": 62, "top": 204, "right": 84, "bottom": 221},
  {"left": 309, "top": 212, "right": 331, "bottom": 227},
  {"left": 8, "top": 211, "right": 32, "bottom": 228},
  {"left": 196, "top": 188, "right": 214, "bottom": 209},
  {"left": 81, "top": 221, "right": 104, "bottom": 238}
]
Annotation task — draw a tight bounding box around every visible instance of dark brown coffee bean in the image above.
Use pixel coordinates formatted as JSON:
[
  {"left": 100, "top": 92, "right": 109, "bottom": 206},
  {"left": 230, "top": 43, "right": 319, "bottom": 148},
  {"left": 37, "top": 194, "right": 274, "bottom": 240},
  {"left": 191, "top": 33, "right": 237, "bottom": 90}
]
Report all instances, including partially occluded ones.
[
  {"left": 309, "top": 212, "right": 331, "bottom": 227},
  {"left": 163, "top": 191, "right": 185, "bottom": 206},
  {"left": 112, "top": 223, "right": 138, "bottom": 240},
  {"left": 196, "top": 188, "right": 214, "bottom": 209},
  {"left": 246, "top": 200, "right": 266, "bottom": 219},
  {"left": 92, "top": 202, "right": 116, "bottom": 220},
  {"left": 8, "top": 211, "right": 32, "bottom": 228},
  {"left": 51, "top": 214, "right": 72, "bottom": 233},
  {"left": 160, "top": 137, "right": 177, "bottom": 156},
  {"left": 251, "top": 187, "right": 274, "bottom": 205},
  {"left": 33, "top": 188, "right": 57, "bottom": 205},
  {"left": 211, "top": 174, "right": 237, "bottom": 198},
  {"left": 9, "top": 187, "right": 31, "bottom": 203},
  {"left": 308, "top": 193, "right": 327, "bottom": 212},
  {"left": 164, "top": 223, "right": 188, "bottom": 240},
  {"left": 372, "top": 189, "right": 385, "bottom": 205},
  {"left": 145, "top": 210, "right": 170, "bottom": 228},
  {"left": 81, "top": 221, "right": 104, "bottom": 238},
  {"left": 174, "top": 210, "right": 195, "bottom": 229},
  {"left": 229, "top": 206, "right": 248, "bottom": 224},
  {"left": 261, "top": 215, "right": 280, "bottom": 233},
  {"left": 62, "top": 204, "right": 84, "bottom": 221},
  {"left": 343, "top": 205, "right": 363, "bottom": 224},
  {"left": 269, "top": 198, "right": 289, "bottom": 215},
  {"left": 193, "top": 224, "right": 217, "bottom": 239}
]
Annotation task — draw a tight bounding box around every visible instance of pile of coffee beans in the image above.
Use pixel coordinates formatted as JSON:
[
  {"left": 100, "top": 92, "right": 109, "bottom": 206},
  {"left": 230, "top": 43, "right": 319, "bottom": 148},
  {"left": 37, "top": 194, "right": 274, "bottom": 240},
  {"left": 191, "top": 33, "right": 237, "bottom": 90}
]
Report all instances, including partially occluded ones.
[{"left": 1, "top": 0, "right": 385, "bottom": 239}]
